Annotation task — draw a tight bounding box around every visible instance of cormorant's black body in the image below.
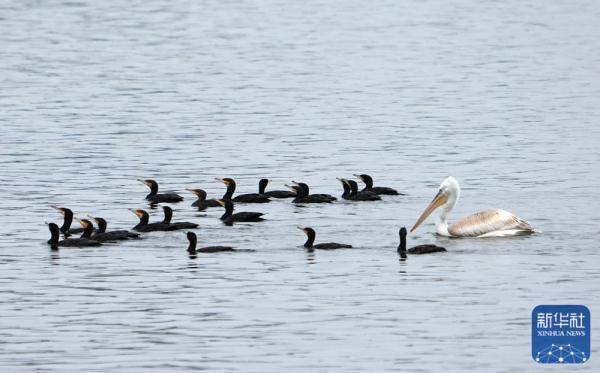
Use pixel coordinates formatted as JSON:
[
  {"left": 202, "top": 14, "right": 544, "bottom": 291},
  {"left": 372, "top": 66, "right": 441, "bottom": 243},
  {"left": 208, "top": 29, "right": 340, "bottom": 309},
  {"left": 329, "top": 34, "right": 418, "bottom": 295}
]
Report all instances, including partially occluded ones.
[
  {"left": 218, "top": 199, "right": 264, "bottom": 225},
  {"left": 397, "top": 227, "right": 446, "bottom": 255},
  {"left": 300, "top": 227, "right": 352, "bottom": 250},
  {"left": 140, "top": 179, "right": 184, "bottom": 203},
  {"left": 218, "top": 178, "right": 270, "bottom": 203}
]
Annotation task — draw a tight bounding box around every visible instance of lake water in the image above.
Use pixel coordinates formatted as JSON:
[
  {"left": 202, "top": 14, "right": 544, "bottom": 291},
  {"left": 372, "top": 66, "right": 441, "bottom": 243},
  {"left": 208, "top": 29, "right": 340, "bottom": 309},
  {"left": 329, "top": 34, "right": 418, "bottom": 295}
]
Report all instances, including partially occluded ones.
[{"left": 1, "top": 0, "right": 599, "bottom": 371}]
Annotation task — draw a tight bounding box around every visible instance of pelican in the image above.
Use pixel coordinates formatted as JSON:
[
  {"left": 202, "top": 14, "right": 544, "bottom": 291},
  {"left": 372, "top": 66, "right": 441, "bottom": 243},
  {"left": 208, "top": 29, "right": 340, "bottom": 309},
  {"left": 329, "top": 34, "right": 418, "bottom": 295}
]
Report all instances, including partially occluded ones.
[{"left": 411, "top": 176, "right": 534, "bottom": 237}]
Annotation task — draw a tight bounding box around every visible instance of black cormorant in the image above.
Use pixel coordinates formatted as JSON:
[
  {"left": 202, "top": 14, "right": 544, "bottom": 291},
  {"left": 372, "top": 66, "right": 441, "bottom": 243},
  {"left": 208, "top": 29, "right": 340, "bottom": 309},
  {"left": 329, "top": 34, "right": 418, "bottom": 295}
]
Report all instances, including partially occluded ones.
[
  {"left": 216, "top": 177, "right": 270, "bottom": 203},
  {"left": 186, "top": 231, "right": 235, "bottom": 254},
  {"left": 354, "top": 174, "right": 403, "bottom": 195},
  {"left": 186, "top": 188, "right": 220, "bottom": 210},
  {"left": 161, "top": 206, "right": 199, "bottom": 230},
  {"left": 138, "top": 179, "right": 184, "bottom": 203},
  {"left": 217, "top": 199, "right": 264, "bottom": 225},
  {"left": 398, "top": 227, "right": 446, "bottom": 254},
  {"left": 290, "top": 181, "right": 336, "bottom": 203},
  {"left": 259, "top": 178, "right": 296, "bottom": 198},
  {"left": 298, "top": 227, "right": 352, "bottom": 250}
]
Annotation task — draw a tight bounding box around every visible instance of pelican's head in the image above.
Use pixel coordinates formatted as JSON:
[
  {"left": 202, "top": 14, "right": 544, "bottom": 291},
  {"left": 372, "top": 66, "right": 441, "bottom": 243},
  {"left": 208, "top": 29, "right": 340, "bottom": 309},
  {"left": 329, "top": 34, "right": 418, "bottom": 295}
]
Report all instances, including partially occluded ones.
[{"left": 410, "top": 176, "right": 460, "bottom": 232}]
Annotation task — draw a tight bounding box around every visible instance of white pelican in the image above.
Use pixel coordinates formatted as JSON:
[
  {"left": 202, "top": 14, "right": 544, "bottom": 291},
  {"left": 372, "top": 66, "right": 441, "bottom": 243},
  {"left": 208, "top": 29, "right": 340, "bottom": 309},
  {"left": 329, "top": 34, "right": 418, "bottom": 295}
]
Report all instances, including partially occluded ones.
[{"left": 410, "top": 176, "right": 534, "bottom": 237}]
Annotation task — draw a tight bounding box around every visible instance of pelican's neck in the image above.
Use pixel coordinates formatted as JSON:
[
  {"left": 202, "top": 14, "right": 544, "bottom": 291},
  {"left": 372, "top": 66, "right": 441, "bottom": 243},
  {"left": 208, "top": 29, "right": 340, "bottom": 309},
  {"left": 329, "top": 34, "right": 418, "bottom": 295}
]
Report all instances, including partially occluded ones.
[
  {"left": 436, "top": 213, "right": 450, "bottom": 236},
  {"left": 436, "top": 191, "right": 458, "bottom": 237}
]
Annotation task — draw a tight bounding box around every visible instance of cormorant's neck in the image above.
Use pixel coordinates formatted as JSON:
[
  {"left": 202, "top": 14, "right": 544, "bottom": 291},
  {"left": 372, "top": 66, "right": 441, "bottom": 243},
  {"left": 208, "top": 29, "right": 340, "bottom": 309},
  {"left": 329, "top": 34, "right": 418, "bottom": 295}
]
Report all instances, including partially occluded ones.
[
  {"left": 349, "top": 184, "right": 358, "bottom": 196},
  {"left": 60, "top": 211, "right": 73, "bottom": 232},
  {"left": 97, "top": 220, "right": 107, "bottom": 233},
  {"left": 258, "top": 180, "right": 267, "bottom": 194},
  {"left": 223, "top": 183, "right": 235, "bottom": 199},
  {"left": 341, "top": 183, "right": 350, "bottom": 197},
  {"left": 81, "top": 225, "right": 93, "bottom": 238},
  {"left": 162, "top": 209, "right": 172, "bottom": 224},
  {"left": 137, "top": 213, "right": 149, "bottom": 226},
  {"left": 304, "top": 232, "right": 315, "bottom": 248},
  {"left": 221, "top": 203, "right": 233, "bottom": 219},
  {"left": 295, "top": 187, "right": 307, "bottom": 198},
  {"left": 147, "top": 183, "right": 158, "bottom": 197},
  {"left": 363, "top": 176, "right": 374, "bottom": 189},
  {"left": 398, "top": 233, "right": 406, "bottom": 253},
  {"left": 188, "top": 237, "right": 197, "bottom": 254},
  {"left": 48, "top": 226, "right": 59, "bottom": 244}
]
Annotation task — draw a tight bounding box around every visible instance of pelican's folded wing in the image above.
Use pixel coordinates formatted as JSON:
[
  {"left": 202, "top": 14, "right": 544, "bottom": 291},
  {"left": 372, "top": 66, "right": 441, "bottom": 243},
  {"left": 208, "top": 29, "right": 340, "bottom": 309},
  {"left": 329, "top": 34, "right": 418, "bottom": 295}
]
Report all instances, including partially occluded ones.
[{"left": 448, "top": 209, "right": 534, "bottom": 237}]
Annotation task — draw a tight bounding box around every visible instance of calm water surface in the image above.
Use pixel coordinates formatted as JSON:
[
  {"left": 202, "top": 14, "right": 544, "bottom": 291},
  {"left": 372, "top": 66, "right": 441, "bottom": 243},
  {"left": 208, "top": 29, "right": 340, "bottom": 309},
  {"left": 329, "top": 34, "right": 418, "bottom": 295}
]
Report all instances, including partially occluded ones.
[{"left": 1, "top": 0, "right": 600, "bottom": 371}]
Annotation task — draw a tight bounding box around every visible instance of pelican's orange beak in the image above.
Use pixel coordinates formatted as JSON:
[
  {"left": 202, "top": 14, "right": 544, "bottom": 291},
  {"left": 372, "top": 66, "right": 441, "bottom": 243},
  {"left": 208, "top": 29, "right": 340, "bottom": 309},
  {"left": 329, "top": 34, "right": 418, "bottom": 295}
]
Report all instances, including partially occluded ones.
[{"left": 410, "top": 189, "right": 448, "bottom": 232}]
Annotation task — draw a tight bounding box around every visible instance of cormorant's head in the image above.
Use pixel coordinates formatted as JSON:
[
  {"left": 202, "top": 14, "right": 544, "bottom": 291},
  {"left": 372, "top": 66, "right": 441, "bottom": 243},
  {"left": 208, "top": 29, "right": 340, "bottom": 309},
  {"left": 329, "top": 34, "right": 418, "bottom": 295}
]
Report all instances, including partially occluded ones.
[
  {"left": 130, "top": 209, "right": 148, "bottom": 219},
  {"left": 90, "top": 217, "right": 107, "bottom": 226},
  {"left": 337, "top": 177, "right": 350, "bottom": 188},
  {"left": 186, "top": 188, "right": 207, "bottom": 199},
  {"left": 77, "top": 219, "right": 93, "bottom": 229},
  {"left": 138, "top": 179, "right": 158, "bottom": 189},
  {"left": 297, "top": 226, "right": 315, "bottom": 236},
  {"left": 286, "top": 184, "right": 300, "bottom": 192},
  {"left": 399, "top": 227, "right": 407, "bottom": 237},
  {"left": 51, "top": 205, "right": 72, "bottom": 216},
  {"left": 348, "top": 180, "right": 359, "bottom": 193},
  {"left": 354, "top": 174, "right": 372, "bottom": 185},
  {"left": 259, "top": 178, "right": 269, "bottom": 188},
  {"left": 216, "top": 178, "right": 235, "bottom": 186},
  {"left": 186, "top": 231, "right": 196, "bottom": 242},
  {"left": 292, "top": 181, "right": 309, "bottom": 193}
]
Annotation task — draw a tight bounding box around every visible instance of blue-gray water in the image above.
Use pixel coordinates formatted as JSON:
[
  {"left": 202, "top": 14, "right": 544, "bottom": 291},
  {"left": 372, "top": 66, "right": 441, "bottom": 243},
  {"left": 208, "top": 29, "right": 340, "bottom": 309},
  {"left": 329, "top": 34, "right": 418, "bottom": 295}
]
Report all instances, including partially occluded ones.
[{"left": 1, "top": 0, "right": 599, "bottom": 371}]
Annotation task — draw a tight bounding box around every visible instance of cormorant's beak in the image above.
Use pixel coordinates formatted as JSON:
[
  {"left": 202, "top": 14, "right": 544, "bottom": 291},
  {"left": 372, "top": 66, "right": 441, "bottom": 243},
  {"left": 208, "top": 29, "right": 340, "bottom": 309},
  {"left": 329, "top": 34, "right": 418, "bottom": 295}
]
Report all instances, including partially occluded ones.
[
  {"left": 215, "top": 178, "right": 228, "bottom": 185},
  {"left": 296, "top": 226, "right": 306, "bottom": 231},
  {"left": 185, "top": 188, "right": 198, "bottom": 196},
  {"left": 75, "top": 218, "right": 85, "bottom": 227},
  {"left": 285, "top": 184, "right": 296, "bottom": 191},
  {"left": 87, "top": 215, "right": 100, "bottom": 223},
  {"left": 410, "top": 189, "right": 448, "bottom": 232},
  {"left": 50, "top": 205, "right": 65, "bottom": 215},
  {"left": 353, "top": 174, "right": 364, "bottom": 182},
  {"left": 128, "top": 208, "right": 142, "bottom": 217},
  {"left": 337, "top": 177, "right": 350, "bottom": 186},
  {"left": 216, "top": 199, "right": 226, "bottom": 206}
]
